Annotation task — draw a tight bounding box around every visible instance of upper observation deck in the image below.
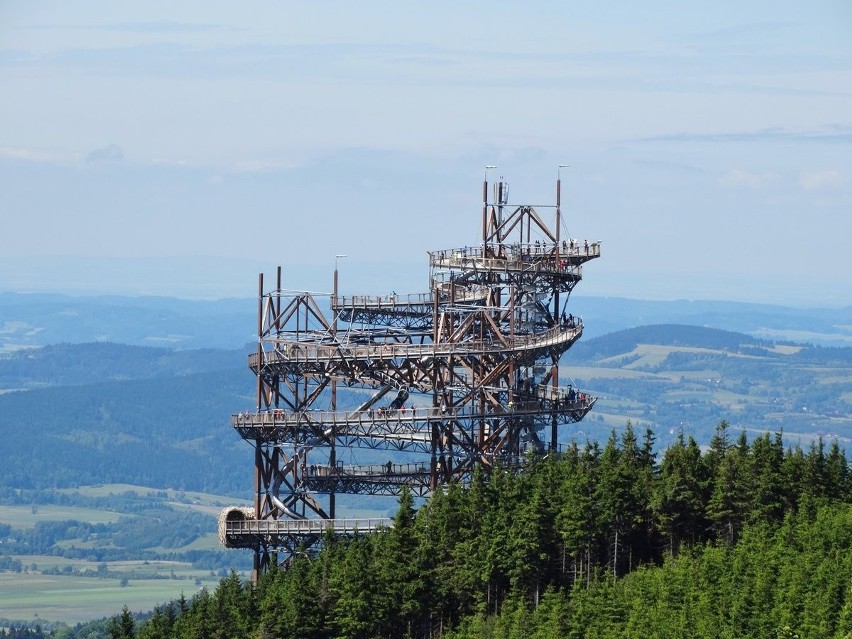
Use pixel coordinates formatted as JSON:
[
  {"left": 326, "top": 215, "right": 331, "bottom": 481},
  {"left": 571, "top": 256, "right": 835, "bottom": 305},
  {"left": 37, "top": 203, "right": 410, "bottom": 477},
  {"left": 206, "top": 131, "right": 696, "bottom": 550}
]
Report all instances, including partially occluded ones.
[{"left": 428, "top": 240, "right": 601, "bottom": 278}]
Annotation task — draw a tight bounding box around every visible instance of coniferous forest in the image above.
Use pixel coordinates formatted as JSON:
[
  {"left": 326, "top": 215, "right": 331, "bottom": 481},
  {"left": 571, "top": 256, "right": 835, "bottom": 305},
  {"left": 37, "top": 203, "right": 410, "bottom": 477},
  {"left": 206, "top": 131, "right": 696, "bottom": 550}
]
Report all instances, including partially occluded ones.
[{"left": 102, "top": 422, "right": 851, "bottom": 639}]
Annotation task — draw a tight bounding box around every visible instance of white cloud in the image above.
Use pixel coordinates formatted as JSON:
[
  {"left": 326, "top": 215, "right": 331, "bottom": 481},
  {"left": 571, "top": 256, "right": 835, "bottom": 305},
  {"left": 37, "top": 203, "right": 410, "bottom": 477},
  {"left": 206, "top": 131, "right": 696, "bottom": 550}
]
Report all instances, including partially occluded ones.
[
  {"left": 719, "top": 169, "right": 778, "bottom": 189},
  {"left": 0, "top": 146, "right": 75, "bottom": 164},
  {"left": 798, "top": 169, "right": 846, "bottom": 191},
  {"left": 86, "top": 143, "right": 124, "bottom": 163}
]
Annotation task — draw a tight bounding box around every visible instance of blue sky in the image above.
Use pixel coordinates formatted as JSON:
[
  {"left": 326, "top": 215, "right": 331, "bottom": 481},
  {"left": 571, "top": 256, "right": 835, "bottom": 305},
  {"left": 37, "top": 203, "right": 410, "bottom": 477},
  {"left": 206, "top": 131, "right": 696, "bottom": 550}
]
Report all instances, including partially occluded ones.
[{"left": 1, "top": 2, "right": 850, "bottom": 304}]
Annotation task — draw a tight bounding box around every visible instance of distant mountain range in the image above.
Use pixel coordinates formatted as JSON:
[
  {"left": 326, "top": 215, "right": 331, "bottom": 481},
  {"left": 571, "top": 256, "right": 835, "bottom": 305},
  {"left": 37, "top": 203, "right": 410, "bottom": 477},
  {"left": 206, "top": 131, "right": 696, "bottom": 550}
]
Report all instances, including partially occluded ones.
[
  {"left": 0, "top": 292, "right": 256, "bottom": 352},
  {"left": 1, "top": 319, "right": 849, "bottom": 497},
  {"left": 2, "top": 292, "right": 852, "bottom": 353},
  {"left": 568, "top": 296, "right": 852, "bottom": 345}
]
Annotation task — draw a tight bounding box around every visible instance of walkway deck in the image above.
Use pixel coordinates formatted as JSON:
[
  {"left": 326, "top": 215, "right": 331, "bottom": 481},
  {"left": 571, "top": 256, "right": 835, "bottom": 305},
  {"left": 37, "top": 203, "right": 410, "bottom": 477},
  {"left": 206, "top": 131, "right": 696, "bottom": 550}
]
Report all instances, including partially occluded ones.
[
  {"left": 331, "top": 285, "right": 489, "bottom": 313},
  {"left": 233, "top": 395, "right": 596, "bottom": 447},
  {"left": 251, "top": 323, "right": 583, "bottom": 370},
  {"left": 428, "top": 241, "right": 601, "bottom": 275},
  {"left": 221, "top": 516, "right": 392, "bottom": 549}
]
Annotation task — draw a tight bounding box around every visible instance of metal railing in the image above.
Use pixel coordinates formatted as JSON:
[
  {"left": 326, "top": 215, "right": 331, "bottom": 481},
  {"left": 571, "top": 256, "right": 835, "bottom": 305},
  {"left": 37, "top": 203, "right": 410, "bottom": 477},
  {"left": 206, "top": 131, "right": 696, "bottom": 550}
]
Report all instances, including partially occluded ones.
[
  {"left": 307, "top": 462, "right": 429, "bottom": 477},
  {"left": 249, "top": 323, "right": 582, "bottom": 368},
  {"left": 428, "top": 241, "right": 600, "bottom": 271},
  {"left": 232, "top": 393, "right": 596, "bottom": 428},
  {"left": 224, "top": 517, "right": 392, "bottom": 537},
  {"left": 332, "top": 285, "right": 490, "bottom": 310},
  {"left": 333, "top": 291, "right": 433, "bottom": 308}
]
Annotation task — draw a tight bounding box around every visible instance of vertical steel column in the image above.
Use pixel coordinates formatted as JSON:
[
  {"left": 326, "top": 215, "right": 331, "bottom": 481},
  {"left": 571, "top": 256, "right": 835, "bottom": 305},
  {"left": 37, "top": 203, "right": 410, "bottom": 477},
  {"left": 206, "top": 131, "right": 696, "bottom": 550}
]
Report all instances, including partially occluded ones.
[
  {"left": 551, "top": 178, "right": 562, "bottom": 451},
  {"left": 253, "top": 272, "right": 264, "bottom": 581},
  {"left": 482, "top": 178, "right": 488, "bottom": 245},
  {"left": 330, "top": 267, "right": 339, "bottom": 518}
]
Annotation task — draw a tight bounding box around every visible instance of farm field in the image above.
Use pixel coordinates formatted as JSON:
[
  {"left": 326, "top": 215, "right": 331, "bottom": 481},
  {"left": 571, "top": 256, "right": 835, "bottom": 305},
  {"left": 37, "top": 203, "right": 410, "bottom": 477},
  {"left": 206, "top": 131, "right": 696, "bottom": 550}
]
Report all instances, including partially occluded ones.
[
  {"left": 0, "top": 568, "right": 215, "bottom": 624},
  {"left": 0, "top": 504, "right": 128, "bottom": 529},
  {"left": 60, "top": 484, "right": 245, "bottom": 505},
  {"left": 0, "top": 485, "right": 253, "bottom": 625}
]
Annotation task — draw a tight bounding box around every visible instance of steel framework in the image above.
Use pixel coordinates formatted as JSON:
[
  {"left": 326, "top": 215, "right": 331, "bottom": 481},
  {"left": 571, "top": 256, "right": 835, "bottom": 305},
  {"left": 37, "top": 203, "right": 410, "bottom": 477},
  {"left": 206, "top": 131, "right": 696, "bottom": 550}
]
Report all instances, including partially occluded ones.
[{"left": 219, "top": 176, "right": 602, "bottom": 578}]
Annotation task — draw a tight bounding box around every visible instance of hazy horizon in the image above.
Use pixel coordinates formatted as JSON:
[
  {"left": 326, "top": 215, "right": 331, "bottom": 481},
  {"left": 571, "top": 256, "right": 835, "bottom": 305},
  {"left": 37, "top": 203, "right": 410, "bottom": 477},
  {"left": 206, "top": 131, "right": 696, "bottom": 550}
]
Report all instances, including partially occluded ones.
[
  {"left": 2, "top": 3, "right": 850, "bottom": 307},
  {"left": 2, "top": 255, "right": 851, "bottom": 311}
]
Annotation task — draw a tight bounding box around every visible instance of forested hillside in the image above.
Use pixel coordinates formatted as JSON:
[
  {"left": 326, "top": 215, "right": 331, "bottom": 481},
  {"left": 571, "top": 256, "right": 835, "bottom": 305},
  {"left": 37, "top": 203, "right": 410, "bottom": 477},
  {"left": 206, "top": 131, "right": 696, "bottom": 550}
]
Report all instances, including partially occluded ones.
[
  {"left": 0, "top": 367, "right": 251, "bottom": 494},
  {"left": 0, "top": 342, "right": 242, "bottom": 390},
  {"left": 100, "top": 422, "right": 852, "bottom": 639}
]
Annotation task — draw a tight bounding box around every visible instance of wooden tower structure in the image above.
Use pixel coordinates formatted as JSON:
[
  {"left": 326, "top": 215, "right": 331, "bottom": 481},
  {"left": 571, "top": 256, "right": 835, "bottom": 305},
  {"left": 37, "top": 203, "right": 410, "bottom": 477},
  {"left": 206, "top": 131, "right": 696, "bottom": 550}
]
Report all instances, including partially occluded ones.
[{"left": 220, "top": 174, "right": 602, "bottom": 578}]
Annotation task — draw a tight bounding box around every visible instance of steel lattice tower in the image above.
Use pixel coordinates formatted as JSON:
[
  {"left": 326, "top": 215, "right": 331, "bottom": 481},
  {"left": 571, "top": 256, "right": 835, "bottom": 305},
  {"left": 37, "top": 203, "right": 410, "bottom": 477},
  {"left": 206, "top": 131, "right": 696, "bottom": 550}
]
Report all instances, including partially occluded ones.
[{"left": 220, "top": 175, "right": 601, "bottom": 578}]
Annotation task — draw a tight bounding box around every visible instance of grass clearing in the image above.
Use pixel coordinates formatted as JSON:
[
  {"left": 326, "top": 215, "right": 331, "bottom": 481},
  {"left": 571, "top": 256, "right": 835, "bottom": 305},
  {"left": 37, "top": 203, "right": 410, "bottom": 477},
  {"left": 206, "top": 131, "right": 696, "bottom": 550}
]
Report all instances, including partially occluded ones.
[
  {"left": 562, "top": 366, "right": 663, "bottom": 381},
  {"left": 166, "top": 500, "right": 248, "bottom": 518},
  {"left": 58, "top": 484, "right": 247, "bottom": 506},
  {"left": 0, "top": 505, "right": 128, "bottom": 529},
  {"left": 662, "top": 390, "right": 718, "bottom": 402},
  {"left": 0, "top": 556, "right": 249, "bottom": 624},
  {"left": 149, "top": 532, "right": 222, "bottom": 553},
  {"left": 0, "top": 571, "right": 214, "bottom": 625}
]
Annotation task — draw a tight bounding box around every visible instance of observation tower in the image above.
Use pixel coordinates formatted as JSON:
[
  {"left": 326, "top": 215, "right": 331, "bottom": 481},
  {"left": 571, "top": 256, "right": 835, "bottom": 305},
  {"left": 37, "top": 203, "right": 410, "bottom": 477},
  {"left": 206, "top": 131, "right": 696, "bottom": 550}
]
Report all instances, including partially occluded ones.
[{"left": 220, "top": 173, "right": 602, "bottom": 578}]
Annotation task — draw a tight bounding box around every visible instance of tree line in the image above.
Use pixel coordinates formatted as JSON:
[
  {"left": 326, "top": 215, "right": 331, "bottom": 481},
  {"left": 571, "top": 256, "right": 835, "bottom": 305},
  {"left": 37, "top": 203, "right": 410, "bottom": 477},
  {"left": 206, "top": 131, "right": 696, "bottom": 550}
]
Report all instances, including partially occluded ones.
[{"left": 102, "top": 422, "right": 851, "bottom": 639}]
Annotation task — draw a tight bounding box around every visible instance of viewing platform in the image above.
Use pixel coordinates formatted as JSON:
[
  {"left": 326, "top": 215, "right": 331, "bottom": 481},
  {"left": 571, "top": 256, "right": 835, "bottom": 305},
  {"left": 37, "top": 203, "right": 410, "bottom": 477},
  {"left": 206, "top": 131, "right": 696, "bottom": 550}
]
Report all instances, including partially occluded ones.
[
  {"left": 220, "top": 511, "right": 392, "bottom": 549},
  {"left": 232, "top": 392, "right": 597, "bottom": 447},
  {"left": 332, "top": 285, "right": 490, "bottom": 313},
  {"left": 428, "top": 241, "right": 601, "bottom": 278},
  {"left": 251, "top": 322, "right": 583, "bottom": 371},
  {"left": 304, "top": 461, "right": 433, "bottom": 496},
  {"left": 331, "top": 286, "right": 490, "bottom": 327}
]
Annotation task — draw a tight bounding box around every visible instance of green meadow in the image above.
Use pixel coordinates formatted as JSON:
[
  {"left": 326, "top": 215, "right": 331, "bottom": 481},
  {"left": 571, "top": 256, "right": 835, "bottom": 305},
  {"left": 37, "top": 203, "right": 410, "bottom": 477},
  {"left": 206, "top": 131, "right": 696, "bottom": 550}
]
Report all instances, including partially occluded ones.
[
  {"left": 0, "top": 569, "right": 214, "bottom": 624},
  {"left": 0, "top": 485, "right": 251, "bottom": 625}
]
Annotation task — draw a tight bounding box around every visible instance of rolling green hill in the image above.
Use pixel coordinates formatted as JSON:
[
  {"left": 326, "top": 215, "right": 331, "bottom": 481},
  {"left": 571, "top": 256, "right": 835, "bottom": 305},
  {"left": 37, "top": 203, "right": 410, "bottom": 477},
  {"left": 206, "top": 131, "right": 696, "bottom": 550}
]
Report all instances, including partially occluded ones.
[
  {"left": 1, "top": 326, "right": 849, "bottom": 498},
  {"left": 0, "top": 342, "right": 243, "bottom": 390},
  {"left": 0, "top": 368, "right": 252, "bottom": 495},
  {"left": 563, "top": 324, "right": 852, "bottom": 447}
]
